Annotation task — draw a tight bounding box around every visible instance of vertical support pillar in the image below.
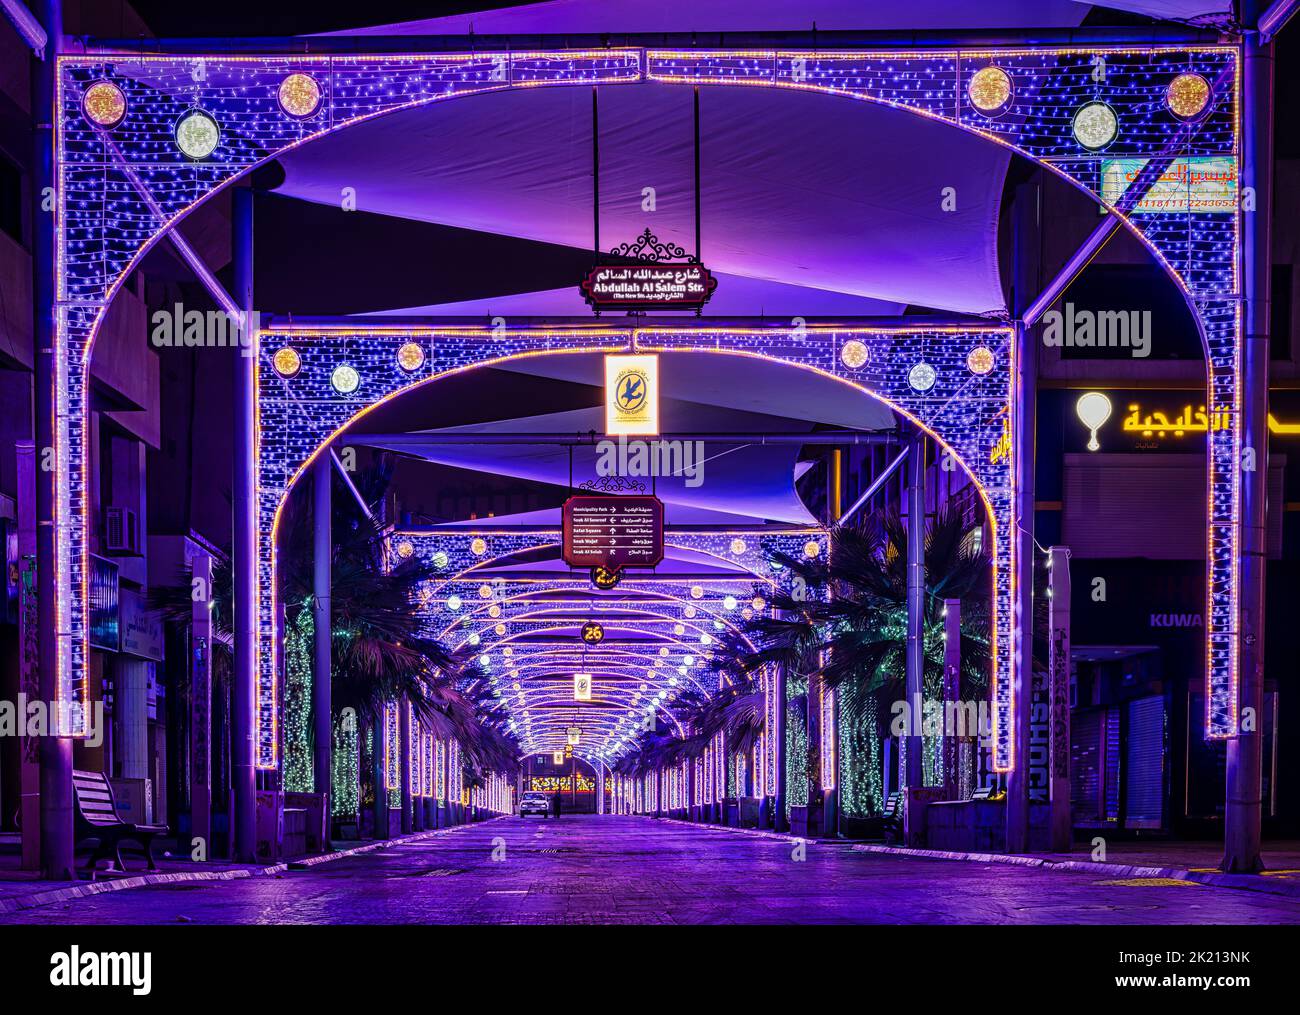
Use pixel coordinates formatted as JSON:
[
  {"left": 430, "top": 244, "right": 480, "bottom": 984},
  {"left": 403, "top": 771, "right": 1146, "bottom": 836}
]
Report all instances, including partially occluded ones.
[
  {"left": 33, "top": 0, "right": 72, "bottom": 881},
  {"left": 370, "top": 718, "right": 387, "bottom": 838},
  {"left": 231, "top": 185, "right": 259, "bottom": 862},
  {"left": 1007, "top": 178, "right": 1040, "bottom": 854},
  {"left": 596, "top": 765, "right": 605, "bottom": 815},
  {"left": 16, "top": 441, "right": 41, "bottom": 869},
  {"left": 1047, "top": 547, "right": 1072, "bottom": 852},
  {"left": 903, "top": 434, "right": 925, "bottom": 791},
  {"left": 774, "top": 661, "right": 788, "bottom": 831},
  {"left": 399, "top": 699, "right": 412, "bottom": 834},
  {"left": 1224, "top": 3, "right": 1274, "bottom": 873},
  {"left": 312, "top": 457, "right": 332, "bottom": 846},
  {"left": 191, "top": 552, "right": 213, "bottom": 856},
  {"left": 942, "top": 599, "right": 961, "bottom": 800}
]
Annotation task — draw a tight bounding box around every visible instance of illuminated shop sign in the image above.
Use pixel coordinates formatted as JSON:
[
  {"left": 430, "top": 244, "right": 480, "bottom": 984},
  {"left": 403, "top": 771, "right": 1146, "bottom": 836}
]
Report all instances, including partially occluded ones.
[
  {"left": 604, "top": 353, "right": 659, "bottom": 436},
  {"left": 1100, "top": 156, "right": 1237, "bottom": 215}
]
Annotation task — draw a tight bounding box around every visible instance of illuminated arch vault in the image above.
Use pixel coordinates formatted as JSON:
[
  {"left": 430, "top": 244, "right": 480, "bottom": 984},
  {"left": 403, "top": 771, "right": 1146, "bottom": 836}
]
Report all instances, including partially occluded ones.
[{"left": 52, "top": 45, "right": 1242, "bottom": 778}]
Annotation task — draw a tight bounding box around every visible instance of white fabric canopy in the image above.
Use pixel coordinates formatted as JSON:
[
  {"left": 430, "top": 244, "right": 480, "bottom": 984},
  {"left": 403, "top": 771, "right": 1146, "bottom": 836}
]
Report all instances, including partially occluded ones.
[
  {"left": 277, "top": 82, "right": 1010, "bottom": 315},
  {"left": 318, "top": 0, "right": 1089, "bottom": 35}
]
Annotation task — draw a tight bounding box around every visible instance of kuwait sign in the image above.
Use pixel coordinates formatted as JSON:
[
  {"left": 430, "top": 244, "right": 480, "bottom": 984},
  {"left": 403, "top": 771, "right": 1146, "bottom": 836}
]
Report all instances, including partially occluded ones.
[{"left": 562, "top": 495, "right": 664, "bottom": 572}]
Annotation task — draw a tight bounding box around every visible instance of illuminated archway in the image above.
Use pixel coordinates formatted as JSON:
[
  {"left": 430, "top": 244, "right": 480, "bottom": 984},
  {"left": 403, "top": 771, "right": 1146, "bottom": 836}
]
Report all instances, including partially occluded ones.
[{"left": 51, "top": 45, "right": 1241, "bottom": 776}]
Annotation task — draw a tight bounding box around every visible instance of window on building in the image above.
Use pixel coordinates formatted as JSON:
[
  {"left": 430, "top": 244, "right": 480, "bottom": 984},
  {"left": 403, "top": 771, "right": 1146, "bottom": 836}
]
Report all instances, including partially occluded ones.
[
  {"left": 0, "top": 150, "right": 22, "bottom": 245},
  {"left": 1271, "top": 264, "right": 1293, "bottom": 361}
]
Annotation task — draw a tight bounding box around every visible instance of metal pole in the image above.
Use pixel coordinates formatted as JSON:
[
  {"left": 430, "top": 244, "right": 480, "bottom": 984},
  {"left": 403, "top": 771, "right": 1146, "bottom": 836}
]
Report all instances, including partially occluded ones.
[
  {"left": 191, "top": 552, "right": 213, "bottom": 857},
  {"left": 942, "top": 599, "right": 961, "bottom": 800},
  {"left": 312, "top": 457, "right": 332, "bottom": 846},
  {"left": 231, "top": 186, "right": 259, "bottom": 862},
  {"left": 1006, "top": 176, "right": 1040, "bottom": 854},
  {"left": 399, "top": 699, "right": 412, "bottom": 834},
  {"left": 1224, "top": 4, "right": 1274, "bottom": 873},
  {"left": 1047, "top": 547, "right": 1072, "bottom": 852},
  {"left": 33, "top": 0, "right": 72, "bottom": 881},
  {"left": 903, "top": 434, "right": 925, "bottom": 794}
]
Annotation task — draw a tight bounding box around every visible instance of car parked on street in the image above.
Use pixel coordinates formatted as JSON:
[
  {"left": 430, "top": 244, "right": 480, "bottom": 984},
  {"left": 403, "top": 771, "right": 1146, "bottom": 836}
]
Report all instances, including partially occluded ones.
[{"left": 520, "top": 791, "right": 550, "bottom": 817}]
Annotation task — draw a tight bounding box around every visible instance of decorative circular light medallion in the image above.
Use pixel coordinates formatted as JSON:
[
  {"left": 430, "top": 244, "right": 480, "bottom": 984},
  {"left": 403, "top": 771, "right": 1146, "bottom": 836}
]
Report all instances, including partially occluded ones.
[
  {"left": 968, "top": 66, "right": 1013, "bottom": 116},
  {"left": 396, "top": 342, "right": 426, "bottom": 372},
  {"left": 752, "top": 596, "right": 766, "bottom": 611},
  {"left": 174, "top": 109, "right": 221, "bottom": 160},
  {"left": 592, "top": 565, "right": 621, "bottom": 590},
  {"left": 1166, "top": 73, "right": 1210, "bottom": 121},
  {"left": 689, "top": 585, "right": 704, "bottom": 600},
  {"left": 683, "top": 604, "right": 696, "bottom": 618},
  {"left": 966, "top": 346, "right": 995, "bottom": 375},
  {"left": 840, "top": 340, "right": 869, "bottom": 370},
  {"left": 581, "top": 621, "right": 605, "bottom": 645},
  {"left": 908, "top": 361, "right": 938, "bottom": 392},
  {"left": 477, "top": 583, "right": 493, "bottom": 599},
  {"left": 396, "top": 540, "right": 414, "bottom": 559},
  {"left": 723, "top": 596, "right": 738, "bottom": 611},
  {"left": 729, "top": 538, "right": 747, "bottom": 555},
  {"left": 278, "top": 73, "right": 322, "bottom": 119},
  {"left": 83, "top": 81, "right": 126, "bottom": 129},
  {"left": 431, "top": 550, "right": 449, "bottom": 570},
  {"left": 271, "top": 346, "right": 301, "bottom": 378},
  {"left": 446, "top": 595, "right": 462, "bottom": 611},
  {"left": 330, "top": 364, "right": 360, "bottom": 394},
  {"left": 1071, "top": 102, "right": 1118, "bottom": 151},
  {"left": 494, "top": 623, "right": 506, "bottom": 636},
  {"left": 803, "top": 540, "right": 821, "bottom": 559},
  {"left": 470, "top": 537, "right": 487, "bottom": 556}
]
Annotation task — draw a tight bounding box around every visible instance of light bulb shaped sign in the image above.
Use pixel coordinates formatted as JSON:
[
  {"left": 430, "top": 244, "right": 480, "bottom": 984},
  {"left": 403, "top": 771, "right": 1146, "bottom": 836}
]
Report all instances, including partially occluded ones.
[{"left": 1076, "top": 391, "right": 1113, "bottom": 451}]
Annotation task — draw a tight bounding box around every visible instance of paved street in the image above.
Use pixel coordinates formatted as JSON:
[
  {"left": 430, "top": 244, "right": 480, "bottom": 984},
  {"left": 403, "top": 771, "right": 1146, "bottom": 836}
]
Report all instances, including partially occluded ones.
[{"left": 4, "top": 816, "right": 1298, "bottom": 925}]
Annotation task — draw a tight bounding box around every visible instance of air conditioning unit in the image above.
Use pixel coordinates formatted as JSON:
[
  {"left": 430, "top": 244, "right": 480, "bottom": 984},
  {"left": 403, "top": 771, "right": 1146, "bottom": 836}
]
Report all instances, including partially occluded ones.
[{"left": 104, "top": 506, "right": 142, "bottom": 556}]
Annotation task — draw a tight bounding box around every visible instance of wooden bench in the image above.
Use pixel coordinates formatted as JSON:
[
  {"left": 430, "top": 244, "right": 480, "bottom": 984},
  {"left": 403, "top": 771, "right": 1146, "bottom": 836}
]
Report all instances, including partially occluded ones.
[
  {"left": 73, "top": 770, "right": 167, "bottom": 875},
  {"left": 881, "top": 790, "right": 903, "bottom": 843}
]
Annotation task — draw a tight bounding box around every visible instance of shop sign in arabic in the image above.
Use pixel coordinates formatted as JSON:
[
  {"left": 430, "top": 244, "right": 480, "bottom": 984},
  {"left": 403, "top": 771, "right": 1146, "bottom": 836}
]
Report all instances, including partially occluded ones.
[
  {"left": 581, "top": 263, "right": 717, "bottom": 311},
  {"left": 1100, "top": 156, "right": 1237, "bottom": 215}
]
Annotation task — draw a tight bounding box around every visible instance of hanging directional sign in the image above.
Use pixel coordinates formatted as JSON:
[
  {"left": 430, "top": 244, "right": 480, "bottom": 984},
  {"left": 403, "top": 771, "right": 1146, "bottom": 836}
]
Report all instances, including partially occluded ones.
[
  {"left": 580, "top": 229, "right": 717, "bottom": 313},
  {"left": 574, "top": 673, "right": 593, "bottom": 701},
  {"left": 562, "top": 495, "right": 664, "bottom": 571},
  {"left": 582, "top": 262, "right": 717, "bottom": 312}
]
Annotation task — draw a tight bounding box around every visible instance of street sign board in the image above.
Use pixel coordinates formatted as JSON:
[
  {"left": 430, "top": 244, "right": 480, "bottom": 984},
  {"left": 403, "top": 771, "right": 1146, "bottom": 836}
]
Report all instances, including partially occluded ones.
[{"left": 562, "top": 495, "right": 664, "bottom": 571}]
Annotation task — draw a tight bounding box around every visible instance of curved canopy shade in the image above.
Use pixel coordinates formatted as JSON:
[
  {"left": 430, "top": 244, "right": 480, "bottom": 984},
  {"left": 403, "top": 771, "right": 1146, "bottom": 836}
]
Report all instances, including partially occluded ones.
[{"left": 276, "top": 82, "right": 1011, "bottom": 316}]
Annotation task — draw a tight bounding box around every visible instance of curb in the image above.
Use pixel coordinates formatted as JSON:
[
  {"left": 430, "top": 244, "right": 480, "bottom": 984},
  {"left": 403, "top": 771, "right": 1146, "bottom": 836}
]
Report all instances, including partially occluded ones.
[
  {"left": 850, "top": 843, "right": 1300, "bottom": 899},
  {"left": 0, "top": 814, "right": 508, "bottom": 915},
  {"left": 654, "top": 815, "right": 823, "bottom": 846}
]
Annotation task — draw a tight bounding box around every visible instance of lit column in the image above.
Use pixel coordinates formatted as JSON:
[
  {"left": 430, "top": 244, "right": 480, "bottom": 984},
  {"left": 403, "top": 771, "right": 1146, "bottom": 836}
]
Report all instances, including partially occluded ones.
[
  {"left": 191, "top": 552, "right": 213, "bottom": 854},
  {"left": 1224, "top": 0, "right": 1274, "bottom": 874},
  {"left": 1047, "top": 548, "right": 1072, "bottom": 852},
  {"left": 1007, "top": 178, "right": 1040, "bottom": 855},
  {"left": 312, "top": 456, "right": 332, "bottom": 847},
  {"left": 399, "top": 699, "right": 413, "bottom": 834},
  {"left": 903, "top": 434, "right": 925, "bottom": 792},
  {"left": 33, "top": 0, "right": 73, "bottom": 882},
  {"left": 942, "top": 599, "right": 961, "bottom": 800},
  {"left": 596, "top": 765, "right": 605, "bottom": 815},
  {"left": 230, "top": 185, "right": 258, "bottom": 862}
]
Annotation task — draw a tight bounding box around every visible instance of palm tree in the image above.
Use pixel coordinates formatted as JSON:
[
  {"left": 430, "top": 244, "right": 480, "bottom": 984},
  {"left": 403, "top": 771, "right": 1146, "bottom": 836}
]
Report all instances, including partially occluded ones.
[
  {"left": 735, "top": 503, "right": 993, "bottom": 815},
  {"left": 152, "top": 456, "right": 519, "bottom": 835}
]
